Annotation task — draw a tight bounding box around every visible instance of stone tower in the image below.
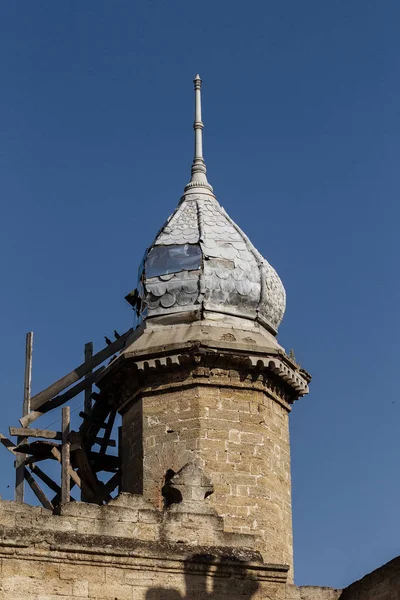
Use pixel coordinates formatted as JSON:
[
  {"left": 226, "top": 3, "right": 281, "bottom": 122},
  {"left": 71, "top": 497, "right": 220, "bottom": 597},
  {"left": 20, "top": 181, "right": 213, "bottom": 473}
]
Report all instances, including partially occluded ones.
[
  {"left": 1, "top": 75, "right": 394, "bottom": 600},
  {"left": 97, "top": 75, "right": 310, "bottom": 581}
]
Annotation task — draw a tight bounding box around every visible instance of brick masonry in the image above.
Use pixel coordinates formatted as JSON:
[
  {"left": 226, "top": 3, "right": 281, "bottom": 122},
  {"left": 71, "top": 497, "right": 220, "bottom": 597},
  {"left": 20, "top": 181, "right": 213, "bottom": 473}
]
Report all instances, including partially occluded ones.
[
  {"left": 1, "top": 319, "right": 395, "bottom": 598},
  {"left": 0, "top": 498, "right": 342, "bottom": 600},
  {"left": 118, "top": 359, "right": 294, "bottom": 579}
]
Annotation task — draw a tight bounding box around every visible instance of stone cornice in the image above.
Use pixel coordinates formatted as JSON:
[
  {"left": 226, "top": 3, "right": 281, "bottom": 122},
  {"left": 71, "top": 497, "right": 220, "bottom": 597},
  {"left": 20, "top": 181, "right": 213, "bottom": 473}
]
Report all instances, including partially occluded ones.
[
  {"left": 0, "top": 535, "right": 288, "bottom": 583},
  {"left": 100, "top": 343, "right": 308, "bottom": 410}
]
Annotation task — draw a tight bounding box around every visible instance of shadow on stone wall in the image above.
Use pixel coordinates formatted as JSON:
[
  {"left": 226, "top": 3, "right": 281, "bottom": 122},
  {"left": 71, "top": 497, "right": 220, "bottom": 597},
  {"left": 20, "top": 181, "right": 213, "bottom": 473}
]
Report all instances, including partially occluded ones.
[
  {"left": 337, "top": 555, "right": 400, "bottom": 600},
  {"left": 145, "top": 554, "right": 259, "bottom": 600}
]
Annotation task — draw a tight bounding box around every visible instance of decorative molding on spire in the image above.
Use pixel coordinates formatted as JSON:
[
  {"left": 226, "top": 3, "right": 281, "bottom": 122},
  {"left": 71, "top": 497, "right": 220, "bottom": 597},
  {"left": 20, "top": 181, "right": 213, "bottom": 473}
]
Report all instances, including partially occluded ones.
[{"left": 184, "top": 74, "right": 213, "bottom": 194}]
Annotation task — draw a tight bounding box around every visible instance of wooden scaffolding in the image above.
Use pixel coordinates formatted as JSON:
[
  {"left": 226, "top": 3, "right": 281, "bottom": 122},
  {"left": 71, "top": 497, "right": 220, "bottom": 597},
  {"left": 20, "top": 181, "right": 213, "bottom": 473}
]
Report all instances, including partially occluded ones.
[{"left": 1, "top": 328, "right": 132, "bottom": 510}]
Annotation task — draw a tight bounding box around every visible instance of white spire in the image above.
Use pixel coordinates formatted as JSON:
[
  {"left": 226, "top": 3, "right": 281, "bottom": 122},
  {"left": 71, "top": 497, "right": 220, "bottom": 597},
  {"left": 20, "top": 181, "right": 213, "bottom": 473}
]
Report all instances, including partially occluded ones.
[{"left": 184, "top": 74, "right": 213, "bottom": 193}]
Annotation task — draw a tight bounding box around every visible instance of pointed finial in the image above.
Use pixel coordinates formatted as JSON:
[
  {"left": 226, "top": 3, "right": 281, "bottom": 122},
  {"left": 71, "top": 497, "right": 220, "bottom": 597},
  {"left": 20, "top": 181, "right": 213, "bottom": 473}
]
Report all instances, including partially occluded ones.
[{"left": 184, "top": 74, "right": 213, "bottom": 193}]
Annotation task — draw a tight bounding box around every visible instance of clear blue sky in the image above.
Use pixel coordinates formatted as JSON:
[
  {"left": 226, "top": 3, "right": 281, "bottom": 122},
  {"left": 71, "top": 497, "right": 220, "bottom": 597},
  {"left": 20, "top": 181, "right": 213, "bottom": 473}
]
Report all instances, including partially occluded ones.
[{"left": 0, "top": 1, "right": 399, "bottom": 589}]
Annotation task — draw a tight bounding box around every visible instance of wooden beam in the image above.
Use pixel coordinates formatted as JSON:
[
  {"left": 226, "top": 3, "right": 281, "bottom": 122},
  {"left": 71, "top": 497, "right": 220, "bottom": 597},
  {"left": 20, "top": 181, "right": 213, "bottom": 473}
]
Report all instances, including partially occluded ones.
[
  {"left": 1, "top": 436, "right": 60, "bottom": 468},
  {"left": 24, "top": 467, "right": 53, "bottom": 510},
  {"left": 16, "top": 332, "right": 33, "bottom": 503},
  {"left": 79, "top": 395, "right": 112, "bottom": 446},
  {"left": 23, "top": 332, "right": 33, "bottom": 415},
  {"left": 118, "top": 425, "right": 122, "bottom": 495},
  {"left": 10, "top": 427, "right": 115, "bottom": 447},
  {"left": 100, "top": 410, "right": 116, "bottom": 457},
  {"left": 94, "top": 437, "right": 116, "bottom": 448},
  {"left": 20, "top": 366, "right": 105, "bottom": 427},
  {"left": 30, "top": 463, "right": 61, "bottom": 494},
  {"left": 0, "top": 433, "right": 16, "bottom": 455},
  {"left": 24, "top": 454, "right": 55, "bottom": 466},
  {"left": 61, "top": 407, "right": 70, "bottom": 503},
  {"left": 52, "top": 480, "right": 76, "bottom": 506},
  {"left": 29, "top": 329, "right": 132, "bottom": 411},
  {"left": 84, "top": 342, "right": 93, "bottom": 414},
  {"left": 96, "top": 471, "right": 121, "bottom": 503},
  {"left": 51, "top": 446, "right": 82, "bottom": 489},
  {"left": 89, "top": 451, "right": 120, "bottom": 472},
  {"left": 11, "top": 427, "right": 61, "bottom": 440},
  {"left": 16, "top": 440, "right": 60, "bottom": 457},
  {"left": 69, "top": 432, "right": 102, "bottom": 502}
]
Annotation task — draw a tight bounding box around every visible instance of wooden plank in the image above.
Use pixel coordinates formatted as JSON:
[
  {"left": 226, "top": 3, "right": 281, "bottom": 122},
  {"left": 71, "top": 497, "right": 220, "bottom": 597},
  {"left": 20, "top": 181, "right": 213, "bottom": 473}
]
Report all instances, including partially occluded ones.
[
  {"left": 11, "top": 427, "right": 61, "bottom": 440},
  {"left": 0, "top": 433, "right": 17, "bottom": 455},
  {"left": 61, "top": 407, "right": 70, "bottom": 503},
  {"left": 20, "top": 366, "right": 105, "bottom": 427},
  {"left": 74, "top": 449, "right": 99, "bottom": 500},
  {"left": 94, "top": 437, "right": 116, "bottom": 448},
  {"left": 51, "top": 446, "right": 82, "bottom": 489},
  {"left": 0, "top": 435, "right": 61, "bottom": 464},
  {"left": 10, "top": 427, "right": 115, "bottom": 447},
  {"left": 24, "top": 468, "right": 53, "bottom": 510},
  {"left": 29, "top": 329, "right": 132, "bottom": 411},
  {"left": 52, "top": 480, "right": 76, "bottom": 506},
  {"left": 23, "top": 332, "right": 33, "bottom": 415},
  {"left": 69, "top": 432, "right": 100, "bottom": 502},
  {"left": 16, "top": 440, "right": 60, "bottom": 457},
  {"left": 24, "top": 454, "right": 55, "bottom": 466},
  {"left": 100, "top": 410, "right": 116, "bottom": 457},
  {"left": 84, "top": 342, "right": 93, "bottom": 414},
  {"left": 89, "top": 451, "right": 120, "bottom": 472},
  {"left": 16, "top": 332, "right": 33, "bottom": 503},
  {"left": 30, "top": 463, "right": 61, "bottom": 494},
  {"left": 79, "top": 395, "right": 112, "bottom": 446},
  {"left": 96, "top": 471, "right": 121, "bottom": 503},
  {"left": 118, "top": 425, "right": 122, "bottom": 495},
  {"left": 105, "top": 471, "right": 121, "bottom": 495}
]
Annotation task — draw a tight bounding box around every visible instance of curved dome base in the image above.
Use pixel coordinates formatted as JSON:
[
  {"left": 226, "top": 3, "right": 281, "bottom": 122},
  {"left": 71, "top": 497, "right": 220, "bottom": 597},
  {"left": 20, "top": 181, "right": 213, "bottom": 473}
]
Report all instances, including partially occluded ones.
[{"left": 138, "top": 193, "right": 286, "bottom": 336}]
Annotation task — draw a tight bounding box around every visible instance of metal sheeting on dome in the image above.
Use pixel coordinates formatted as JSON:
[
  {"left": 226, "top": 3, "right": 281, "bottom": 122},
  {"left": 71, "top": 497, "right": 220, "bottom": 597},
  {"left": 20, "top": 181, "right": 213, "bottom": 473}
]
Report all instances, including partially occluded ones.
[
  {"left": 138, "top": 193, "right": 286, "bottom": 333},
  {"left": 130, "top": 75, "right": 286, "bottom": 334}
]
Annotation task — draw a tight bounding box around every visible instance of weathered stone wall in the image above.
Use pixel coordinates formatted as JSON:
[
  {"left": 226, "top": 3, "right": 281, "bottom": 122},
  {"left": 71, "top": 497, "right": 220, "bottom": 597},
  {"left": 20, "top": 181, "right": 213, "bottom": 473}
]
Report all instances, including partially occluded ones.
[
  {"left": 119, "top": 364, "right": 294, "bottom": 576},
  {"left": 287, "top": 587, "right": 342, "bottom": 600},
  {"left": 340, "top": 556, "right": 400, "bottom": 600},
  {"left": 0, "top": 497, "right": 306, "bottom": 600},
  {"left": 0, "top": 497, "right": 343, "bottom": 600},
  {"left": 122, "top": 396, "right": 143, "bottom": 495}
]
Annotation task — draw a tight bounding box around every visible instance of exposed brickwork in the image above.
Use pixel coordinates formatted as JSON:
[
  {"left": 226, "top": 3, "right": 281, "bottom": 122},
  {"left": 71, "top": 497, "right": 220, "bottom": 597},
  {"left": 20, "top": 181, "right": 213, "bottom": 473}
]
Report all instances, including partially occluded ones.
[
  {"left": 0, "top": 496, "right": 342, "bottom": 600},
  {"left": 287, "top": 587, "right": 342, "bottom": 600},
  {"left": 118, "top": 360, "right": 294, "bottom": 578},
  {"left": 0, "top": 498, "right": 290, "bottom": 600},
  {"left": 122, "top": 397, "right": 143, "bottom": 494}
]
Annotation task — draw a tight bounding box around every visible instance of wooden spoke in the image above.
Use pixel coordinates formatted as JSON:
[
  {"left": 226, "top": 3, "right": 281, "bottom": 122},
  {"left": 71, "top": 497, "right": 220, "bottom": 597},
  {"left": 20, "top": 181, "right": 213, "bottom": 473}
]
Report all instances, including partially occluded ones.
[
  {"left": 100, "top": 410, "right": 116, "bottom": 457},
  {"left": 24, "top": 468, "right": 53, "bottom": 511},
  {"left": 30, "top": 464, "right": 61, "bottom": 494}
]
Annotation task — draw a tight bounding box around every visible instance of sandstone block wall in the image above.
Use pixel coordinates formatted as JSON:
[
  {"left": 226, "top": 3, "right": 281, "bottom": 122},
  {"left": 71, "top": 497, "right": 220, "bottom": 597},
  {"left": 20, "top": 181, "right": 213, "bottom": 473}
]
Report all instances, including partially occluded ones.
[
  {"left": 287, "top": 587, "right": 342, "bottom": 600},
  {"left": 120, "top": 365, "right": 293, "bottom": 576},
  {"left": 0, "top": 494, "right": 344, "bottom": 600},
  {"left": 3, "top": 493, "right": 398, "bottom": 600},
  {"left": 0, "top": 496, "right": 329, "bottom": 600},
  {"left": 122, "top": 397, "right": 143, "bottom": 494},
  {"left": 339, "top": 556, "right": 400, "bottom": 600}
]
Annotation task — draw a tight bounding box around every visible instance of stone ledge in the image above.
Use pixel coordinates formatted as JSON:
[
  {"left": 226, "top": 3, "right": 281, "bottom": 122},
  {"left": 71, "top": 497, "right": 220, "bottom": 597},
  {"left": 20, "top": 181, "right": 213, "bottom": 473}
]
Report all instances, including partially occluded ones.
[
  {"left": 0, "top": 493, "right": 258, "bottom": 551},
  {"left": 0, "top": 526, "right": 287, "bottom": 584}
]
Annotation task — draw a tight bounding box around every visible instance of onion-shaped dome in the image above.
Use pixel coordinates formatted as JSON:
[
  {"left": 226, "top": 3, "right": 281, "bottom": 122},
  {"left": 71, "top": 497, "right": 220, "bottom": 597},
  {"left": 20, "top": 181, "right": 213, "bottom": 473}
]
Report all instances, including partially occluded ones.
[{"left": 133, "top": 76, "right": 286, "bottom": 335}]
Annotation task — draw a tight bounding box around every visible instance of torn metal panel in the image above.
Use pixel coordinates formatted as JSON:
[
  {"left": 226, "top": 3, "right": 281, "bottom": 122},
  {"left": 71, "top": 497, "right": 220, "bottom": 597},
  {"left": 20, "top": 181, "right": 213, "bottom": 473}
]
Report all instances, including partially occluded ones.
[
  {"left": 145, "top": 243, "right": 201, "bottom": 278},
  {"left": 136, "top": 192, "right": 286, "bottom": 334}
]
